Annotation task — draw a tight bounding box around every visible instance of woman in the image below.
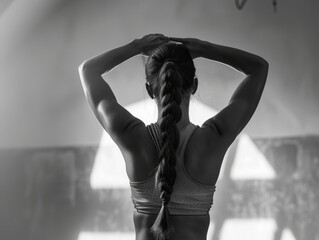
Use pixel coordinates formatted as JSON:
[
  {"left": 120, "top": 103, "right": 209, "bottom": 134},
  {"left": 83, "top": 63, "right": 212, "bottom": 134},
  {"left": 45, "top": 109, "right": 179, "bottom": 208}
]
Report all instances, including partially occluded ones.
[{"left": 78, "top": 34, "right": 268, "bottom": 240}]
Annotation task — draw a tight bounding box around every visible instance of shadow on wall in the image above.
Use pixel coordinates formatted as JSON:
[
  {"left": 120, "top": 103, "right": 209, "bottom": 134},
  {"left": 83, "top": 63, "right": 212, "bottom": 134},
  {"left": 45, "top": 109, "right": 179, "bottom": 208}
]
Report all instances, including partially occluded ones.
[{"left": 0, "top": 136, "right": 319, "bottom": 240}]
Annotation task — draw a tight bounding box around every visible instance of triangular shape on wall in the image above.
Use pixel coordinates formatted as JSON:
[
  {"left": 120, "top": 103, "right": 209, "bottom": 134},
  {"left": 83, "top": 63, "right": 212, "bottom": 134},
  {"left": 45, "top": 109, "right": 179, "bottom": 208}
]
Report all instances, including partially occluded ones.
[{"left": 230, "top": 134, "right": 276, "bottom": 180}]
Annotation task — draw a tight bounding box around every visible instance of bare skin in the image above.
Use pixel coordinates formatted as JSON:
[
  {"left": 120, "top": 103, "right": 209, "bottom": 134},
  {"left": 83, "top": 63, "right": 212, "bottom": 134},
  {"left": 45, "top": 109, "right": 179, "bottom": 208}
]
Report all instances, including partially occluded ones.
[
  {"left": 78, "top": 34, "right": 268, "bottom": 239},
  {"left": 133, "top": 211, "right": 210, "bottom": 240},
  {"left": 129, "top": 105, "right": 227, "bottom": 240}
]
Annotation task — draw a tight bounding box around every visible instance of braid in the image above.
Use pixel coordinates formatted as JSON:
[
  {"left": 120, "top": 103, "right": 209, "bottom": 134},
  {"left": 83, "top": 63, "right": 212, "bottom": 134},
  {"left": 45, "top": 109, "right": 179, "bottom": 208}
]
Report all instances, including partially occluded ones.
[
  {"left": 145, "top": 42, "right": 196, "bottom": 239},
  {"left": 150, "top": 61, "right": 182, "bottom": 240}
]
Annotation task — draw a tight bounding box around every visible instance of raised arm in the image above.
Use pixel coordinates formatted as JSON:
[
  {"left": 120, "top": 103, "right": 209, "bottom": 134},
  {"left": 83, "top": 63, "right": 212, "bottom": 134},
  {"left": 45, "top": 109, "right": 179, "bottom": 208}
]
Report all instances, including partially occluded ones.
[
  {"left": 170, "top": 37, "right": 269, "bottom": 144},
  {"left": 78, "top": 34, "right": 168, "bottom": 144}
]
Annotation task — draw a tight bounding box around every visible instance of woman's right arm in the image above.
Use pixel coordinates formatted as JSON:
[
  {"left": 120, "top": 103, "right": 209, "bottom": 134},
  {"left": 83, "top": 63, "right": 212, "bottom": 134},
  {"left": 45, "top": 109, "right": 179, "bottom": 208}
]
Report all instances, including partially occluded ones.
[
  {"left": 170, "top": 37, "right": 269, "bottom": 144},
  {"left": 78, "top": 34, "right": 168, "bottom": 145}
]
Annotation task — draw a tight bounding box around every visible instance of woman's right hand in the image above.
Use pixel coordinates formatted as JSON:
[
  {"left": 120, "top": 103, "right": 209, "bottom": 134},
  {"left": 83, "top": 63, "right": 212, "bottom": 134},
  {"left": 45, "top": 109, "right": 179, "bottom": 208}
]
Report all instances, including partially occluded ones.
[
  {"left": 168, "top": 37, "right": 206, "bottom": 59},
  {"left": 134, "top": 33, "right": 169, "bottom": 56}
]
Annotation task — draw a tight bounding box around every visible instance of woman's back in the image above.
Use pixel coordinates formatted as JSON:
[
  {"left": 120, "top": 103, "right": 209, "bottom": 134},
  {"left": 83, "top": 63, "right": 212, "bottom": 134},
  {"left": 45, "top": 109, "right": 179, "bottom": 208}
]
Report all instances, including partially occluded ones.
[
  {"left": 125, "top": 122, "right": 227, "bottom": 240},
  {"left": 125, "top": 122, "right": 228, "bottom": 188},
  {"left": 78, "top": 34, "right": 268, "bottom": 240}
]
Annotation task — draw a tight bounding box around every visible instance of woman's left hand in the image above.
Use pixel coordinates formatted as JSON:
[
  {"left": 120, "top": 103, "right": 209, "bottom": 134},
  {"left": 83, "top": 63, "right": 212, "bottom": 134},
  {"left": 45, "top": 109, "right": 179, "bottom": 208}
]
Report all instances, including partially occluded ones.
[{"left": 134, "top": 33, "right": 169, "bottom": 56}]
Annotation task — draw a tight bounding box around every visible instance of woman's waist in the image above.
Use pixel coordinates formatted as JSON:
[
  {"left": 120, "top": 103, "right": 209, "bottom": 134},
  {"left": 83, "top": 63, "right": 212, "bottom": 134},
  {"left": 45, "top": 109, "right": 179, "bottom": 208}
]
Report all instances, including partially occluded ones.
[
  {"left": 131, "top": 195, "right": 213, "bottom": 216},
  {"left": 133, "top": 210, "right": 210, "bottom": 240}
]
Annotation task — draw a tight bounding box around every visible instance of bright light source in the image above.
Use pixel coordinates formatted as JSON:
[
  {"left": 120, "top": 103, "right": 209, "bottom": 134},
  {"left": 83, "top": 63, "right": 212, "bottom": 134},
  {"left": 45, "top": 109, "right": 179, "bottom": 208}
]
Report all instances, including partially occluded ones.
[
  {"left": 220, "top": 219, "right": 277, "bottom": 240},
  {"left": 230, "top": 134, "right": 276, "bottom": 180},
  {"left": 282, "top": 228, "right": 297, "bottom": 240},
  {"left": 78, "top": 232, "right": 134, "bottom": 240}
]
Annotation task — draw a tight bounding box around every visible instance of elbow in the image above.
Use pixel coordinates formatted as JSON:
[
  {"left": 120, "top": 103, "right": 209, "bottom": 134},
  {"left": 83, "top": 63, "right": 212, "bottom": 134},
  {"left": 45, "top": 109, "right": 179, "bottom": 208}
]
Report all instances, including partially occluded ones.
[
  {"left": 78, "top": 60, "right": 103, "bottom": 76},
  {"left": 256, "top": 57, "right": 269, "bottom": 71},
  {"left": 78, "top": 61, "right": 94, "bottom": 86},
  {"left": 249, "top": 57, "right": 269, "bottom": 75},
  {"left": 260, "top": 58, "right": 269, "bottom": 70},
  {"left": 260, "top": 58, "right": 269, "bottom": 77},
  {"left": 78, "top": 60, "right": 90, "bottom": 74},
  {"left": 78, "top": 60, "right": 97, "bottom": 77},
  {"left": 242, "top": 56, "right": 269, "bottom": 76}
]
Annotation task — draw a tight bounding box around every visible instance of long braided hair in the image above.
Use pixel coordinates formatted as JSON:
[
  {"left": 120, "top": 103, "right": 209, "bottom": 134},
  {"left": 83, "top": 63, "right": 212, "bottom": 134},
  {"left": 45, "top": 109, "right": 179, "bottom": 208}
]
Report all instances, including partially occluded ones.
[{"left": 145, "top": 43, "right": 196, "bottom": 240}]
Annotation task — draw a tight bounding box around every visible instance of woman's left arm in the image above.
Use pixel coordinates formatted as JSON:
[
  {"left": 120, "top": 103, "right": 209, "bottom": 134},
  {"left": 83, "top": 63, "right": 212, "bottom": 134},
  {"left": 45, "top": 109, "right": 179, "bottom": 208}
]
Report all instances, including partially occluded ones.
[{"left": 78, "top": 34, "right": 167, "bottom": 144}]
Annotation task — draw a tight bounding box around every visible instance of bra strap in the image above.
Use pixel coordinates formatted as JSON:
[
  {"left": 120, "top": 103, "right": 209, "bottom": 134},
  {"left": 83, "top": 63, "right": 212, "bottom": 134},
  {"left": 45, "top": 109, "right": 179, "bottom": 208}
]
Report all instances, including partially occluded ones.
[
  {"left": 147, "top": 123, "right": 162, "bottom": 154},
  {"left": 180, "top": 124, "right": 199, "bottom": 160}
]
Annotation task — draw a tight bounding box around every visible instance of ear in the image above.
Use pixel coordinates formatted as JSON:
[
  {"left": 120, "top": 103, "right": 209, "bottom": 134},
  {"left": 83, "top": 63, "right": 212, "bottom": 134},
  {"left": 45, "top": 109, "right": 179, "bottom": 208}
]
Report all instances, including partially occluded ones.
[
  {"left": 145, "top": 82, "right": 154, "bottom": 99},
  {"left": 192, "top": 77, "right": 198, "bottom": 94}
]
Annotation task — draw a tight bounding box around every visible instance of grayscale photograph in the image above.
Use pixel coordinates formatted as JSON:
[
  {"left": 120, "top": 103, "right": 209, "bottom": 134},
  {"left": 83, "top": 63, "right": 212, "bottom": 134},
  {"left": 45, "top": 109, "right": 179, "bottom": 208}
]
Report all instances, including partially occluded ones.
[{"left": 0, "top": 0, "right": 318, "bottom": 240}]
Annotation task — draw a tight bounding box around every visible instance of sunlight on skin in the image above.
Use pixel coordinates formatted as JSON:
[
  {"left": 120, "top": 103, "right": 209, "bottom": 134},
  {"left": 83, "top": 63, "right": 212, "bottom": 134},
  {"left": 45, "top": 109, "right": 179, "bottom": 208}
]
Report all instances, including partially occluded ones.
[
  {"left": 90, "top": 98, "right": 276, "bottom": 189},
  {"left": 90, "top": 98, "right": 218, "bottom": 189},
  {"left": 84, "top": 99, "right": 288, "bottom": 240},
  {"left": 207, "top": 221, "right": 215, "bottom": 239}
]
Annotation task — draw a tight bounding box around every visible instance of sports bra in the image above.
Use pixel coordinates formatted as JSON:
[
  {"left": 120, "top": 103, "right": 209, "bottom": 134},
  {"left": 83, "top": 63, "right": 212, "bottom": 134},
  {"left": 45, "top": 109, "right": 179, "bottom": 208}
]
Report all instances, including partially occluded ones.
[{"left": 129, "top": 123, "right": 216, "bottom": 216}]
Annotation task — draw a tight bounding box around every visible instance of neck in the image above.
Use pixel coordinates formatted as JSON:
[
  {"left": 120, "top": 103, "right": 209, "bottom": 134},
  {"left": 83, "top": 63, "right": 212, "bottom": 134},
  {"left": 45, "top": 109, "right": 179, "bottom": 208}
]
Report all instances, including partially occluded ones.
[{"left": 156, "top": 96, "right": 191, "bottom": 129}]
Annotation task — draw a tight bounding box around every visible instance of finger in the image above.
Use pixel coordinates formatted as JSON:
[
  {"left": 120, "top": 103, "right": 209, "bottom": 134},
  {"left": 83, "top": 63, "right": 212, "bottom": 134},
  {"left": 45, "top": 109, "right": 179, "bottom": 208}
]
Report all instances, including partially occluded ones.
[
  {"left": 155, "top": 34, "right": 168, "bottom": 41},
  {"left": 153, "top": 33, "right": 165, "bottom": 38},
  {"left": 157, "top": 36, "right": 169, "bottom": 43},
  {"left": 162, "top": 35, "right": 169, "bottom": 40},
  {"left": 168, "top": 37, "right": 185, "bottom": 42}
]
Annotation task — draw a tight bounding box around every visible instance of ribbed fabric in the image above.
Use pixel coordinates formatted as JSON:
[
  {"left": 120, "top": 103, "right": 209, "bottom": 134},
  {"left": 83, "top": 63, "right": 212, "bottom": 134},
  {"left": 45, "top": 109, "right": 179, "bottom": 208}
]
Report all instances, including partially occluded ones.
[{"left": 129, "top": 123, "right": 216, "bottom": 215}]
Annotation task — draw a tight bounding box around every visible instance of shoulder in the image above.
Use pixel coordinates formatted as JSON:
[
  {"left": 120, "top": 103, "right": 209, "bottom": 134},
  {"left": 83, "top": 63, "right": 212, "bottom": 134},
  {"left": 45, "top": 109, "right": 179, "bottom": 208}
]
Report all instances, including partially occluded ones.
[
  {"left": 120, "top": 124, "right": 160, "bottom": 182},
  {"left": 184, "top": 124, "right": 231, "bottom": 184},
  {"left": 190, "top": 124, "right": 230, "bottom": 153},
  {"left": 184, "top": 124, "right": 229, "bottom": 167}
]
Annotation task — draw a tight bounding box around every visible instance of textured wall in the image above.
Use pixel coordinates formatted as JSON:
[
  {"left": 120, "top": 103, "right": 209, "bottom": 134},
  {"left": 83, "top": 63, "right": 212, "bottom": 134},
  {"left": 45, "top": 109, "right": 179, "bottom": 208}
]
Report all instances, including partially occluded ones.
[
  {"left": 0, "top": 135, "right": 318, "bottom": 240},
  {"left": 211, "top": 136, "right": 319, "bottom": 240}
]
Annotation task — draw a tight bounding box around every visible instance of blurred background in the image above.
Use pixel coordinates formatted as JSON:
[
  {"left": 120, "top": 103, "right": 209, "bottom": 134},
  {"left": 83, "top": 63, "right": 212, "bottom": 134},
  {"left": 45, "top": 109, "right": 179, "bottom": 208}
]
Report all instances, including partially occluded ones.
[{"left": 0, "top": 0, "right": 318, "bottom": 239}]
